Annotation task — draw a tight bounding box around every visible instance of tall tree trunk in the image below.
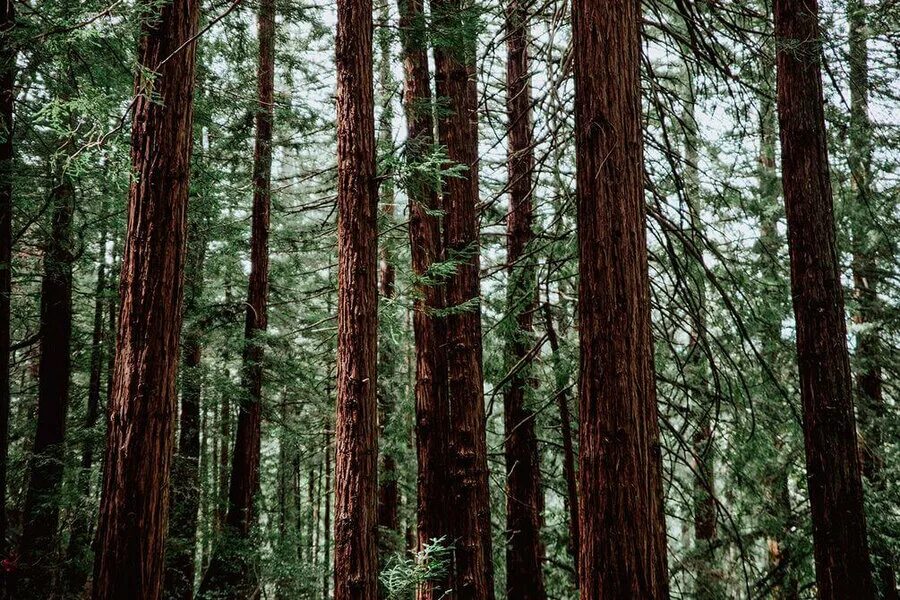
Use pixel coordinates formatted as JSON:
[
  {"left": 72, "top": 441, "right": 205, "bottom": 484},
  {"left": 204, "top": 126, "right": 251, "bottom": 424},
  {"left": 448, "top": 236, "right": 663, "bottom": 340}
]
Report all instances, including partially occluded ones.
[
  {"left": 431, "top": 0, "right": 495, "bottom": 595},
  {"left": 572, "top": 0, "right": 669, "bottom": 596},
  {"left": 773, "top": 1, "right": 875, "bottom": 598},
  {"left": 847, "top": 1, "right": 897, "bottom": 596},
  {"left": 396, "top": 0, "right": 452, "bottom": 596},
  {"left": 0, "top": 0, "right": 13, "bottom": 571},
  {"left": 66, "top": 226, "right": 109, "bottom": 593},
  {"left": 323, "top": 429, "right": 332, "bottom": 600},
  {"left": 20, "top": 172, "right": 74, "bottom": 597},
  {"left": 503, "top": 1, "right": 545, "bottom": 597},
  {"left": 164, "top": 213, "right": 207, "bottom": 600},
  {"left": 375, "top": 3, "right": 400, "bottom": 566},
  {"left": 91, "top": 0, "right": 201, "bottom": 596},
  {"left": 199, "top": 0, "right": 274, "bottom": 595},
  {"left": 333, "top": 0, "right": 379, "bottom": 592},
  {"left": 542, "top": 303, "right": 578, "bottom": 581}
]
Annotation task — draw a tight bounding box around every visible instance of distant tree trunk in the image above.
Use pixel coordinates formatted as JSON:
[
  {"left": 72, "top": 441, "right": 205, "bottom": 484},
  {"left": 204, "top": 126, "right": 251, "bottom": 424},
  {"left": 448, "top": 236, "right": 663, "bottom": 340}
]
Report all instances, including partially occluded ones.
[
  {"left": 396, "top": 0, "right": 452, "bottom": 596},
  {"left": 66, "top": 226, "right": 109, "bottom": 593},
  {"left": 572, "top": 0, "right": 669, "bottom": 596},
  {"left": 847, "top": 2, "right": 897, "bottom": 598},
  {"left": 375, "top": 3, "right": 400, "bottom": 567},
  {"left": 164, "top": 214, "right": 207, "bottom": 600},
  {"left": 503, "top": 1, "right": 545, "bottom": 597},
  {"left": 322, "top": 430, "right": 332, "bottom": 600},
  {"left": 542, "top": 302, "right": 578, "bottom": 580},
  {"left": 91, "top": 0, "right": 201, "bottom": 596},
  {"left": 773, "top": 1, "right": 875, "bottom": 598},
  {"left": 20, "top": 171, "right": 74, "bottom": 596},
  {"left": 431, "top": 0, "right": 495, "bottom": 594},
  {"left": 217, "top": 370, "right": 230, "bottom": 531},
  {"left": 0, "top": 0, "right": 13, "bottom": 569},
  {"left": 333, "top": 0, "right": 379, "bottom": 593},
  {"left": 199, "top": 0, "right": 274, "bottom": 595}
]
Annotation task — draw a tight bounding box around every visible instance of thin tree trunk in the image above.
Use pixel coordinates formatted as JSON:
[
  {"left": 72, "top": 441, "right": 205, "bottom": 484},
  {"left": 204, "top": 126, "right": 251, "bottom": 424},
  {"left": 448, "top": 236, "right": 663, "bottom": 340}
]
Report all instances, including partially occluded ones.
[
  {"left": 572, "top": 0, "right": 669, "bottom": 596},
  {"left": 773, "top": 1, "right": 875, "bottom": 597},
  {"left": 396, "top": 0, "right": 452, "bottom": 595},
  {"left": 847, "top": 1, "right": 898, "bottom": 596},
  {"left": 542, "top": 302, "right": 578, "bottom": 580},
  {"left": 91, "top": 0, "right": 200, "bottom": 596},
  {"left": 20, "top": 173, "right": 74, "bottom": 597},
  {"left": 199, "top": 0, "right": 274, "bottom": 594},
  {"left": 431, "top": 0, "right": 495, "bottom": 594},
  {"left": 164, "top": 212, "right": 207, "bottom": 600},
  {"left": 323, "top": 430, "right": 332, "bottom": 600},
  {"left": 217, "top": 370, "right": 230, "bottom": 532},
  {"left": 333, "top": 0, "right": 379, "bottom": 592},
  {"left": 0, "top": 0, "right": 13, "bottom": 572},
  {"left": 503, "top": 0, "right": 545, "bottom": 596}
]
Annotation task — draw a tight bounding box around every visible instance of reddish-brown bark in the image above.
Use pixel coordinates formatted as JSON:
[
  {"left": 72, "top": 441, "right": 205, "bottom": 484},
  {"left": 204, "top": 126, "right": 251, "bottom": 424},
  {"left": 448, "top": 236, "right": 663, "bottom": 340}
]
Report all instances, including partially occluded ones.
[
  {"left": 396, "top": 0, "right": 452, "bottom": 596},
  {"left": 199, "top": 1, "right": 274, "bottom": 596},
  {"left": 0, "top": 0, "right": 13, "bottom": 564},
  {"left": 20, "top": 175, "right": 74, "bottom": 596},
  {"left": 431, "top": 0, "right": 495, "bottom": 596},
  {"left": 333, "top": 0, "right": 379, "bottom": 595},
  {"left": 503, "top": 1, "right": 545, "bottom": 597},
  {"left": 774, "top": 0, "right": 875, "bottom": 598},
  {"left": 91, "top": 0, "right": 200, "bottom": 597},
  {"left": 572, "top": 0, "right": 669, "bottom": 596}
]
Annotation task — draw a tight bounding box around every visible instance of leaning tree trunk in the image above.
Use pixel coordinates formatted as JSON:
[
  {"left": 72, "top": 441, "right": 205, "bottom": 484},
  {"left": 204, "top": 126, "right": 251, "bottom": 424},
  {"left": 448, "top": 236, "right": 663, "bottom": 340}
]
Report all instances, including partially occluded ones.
[
  {"left": 91, "top": 0, "right": 200, "bottom": 597},
  {"left": 164, "top": 210, "right": 207, "bottom": 600},
  {"left": 773, "top": 0, "right": 875, "bottom": 598},
  {"left": 332, "top": 0, "right": 379, "bottom": 595},
  {"left": 431, "top": 0, "right": 495, "bottom": 595},
  {"left": 0, "top": 0, "right": 13, "bottom": 566},
  {"left": 20, "top": 172, "right": 74, "bottom": 597},
  {"left": 503, "top": 0, "right": 546, "bottom": 596},
  {"left": 198, "top": 0, "right": 274, "bottom": 596},
  {"left": 396, "top": 0, "right": 452, "bottom": 596},
  {"left": 572, "top": 0, "right": 669, "bottom": 596},
  {"left": 847, "top": 1, "right": 898, "bottom": 596}
]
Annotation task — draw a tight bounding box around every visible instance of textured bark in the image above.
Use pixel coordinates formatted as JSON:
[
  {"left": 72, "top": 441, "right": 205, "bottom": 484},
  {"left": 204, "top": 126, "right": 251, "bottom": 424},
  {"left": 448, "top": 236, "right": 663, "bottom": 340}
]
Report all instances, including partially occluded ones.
[
  {"left": 91, "top": 0, "right": 200, "bottom": 597},
  {"left": 199, "top": 0, "right": 273, "bottom": 595},
  {"left": 396, "top": 0, "right": 452, "bottom": 596},
  {"left": 774, "top": 1, "right": 875, "bottom": 598},
  {"left": 572, "top": 0, "right": 669, "bottom": 596},
  {"left": 333, "top": 0, "right": 379, "bottom": 594},
  {"left": 542, "top": 303, "right": 578, "bottom": 580},
  {"left": 0, "top": 0, "right": 13, "bottom": 565},
  {"left": 503, "top": 1, "right": 545, "bottom": 597},
  {"left": 164, "top": 214, "right": 206, "bottom": 600},
  {"left": 20, "top": 174, "right": 74, "bottom": 597},
  {"left": 431, "top": 0, "right": 495, "bottom": 595}
]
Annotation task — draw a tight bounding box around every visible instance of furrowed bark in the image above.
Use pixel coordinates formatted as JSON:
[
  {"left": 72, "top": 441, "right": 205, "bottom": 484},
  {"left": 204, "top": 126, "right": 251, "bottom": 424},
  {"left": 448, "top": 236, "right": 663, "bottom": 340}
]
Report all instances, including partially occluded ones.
[
  {"left": 572, "top": 0, "right": 669, "bottom": 596},
  {"left": 333, "top": 0, "right": 379, "bottom": 594},
  {"left": 91, "top": 0, "right": 201, "bottom": 596},
  {"left": 774, "top": 0, "right": 875, "bottom": 597},
  {"left": 503, "top": 0, "right": 546, "bottom": 596}
]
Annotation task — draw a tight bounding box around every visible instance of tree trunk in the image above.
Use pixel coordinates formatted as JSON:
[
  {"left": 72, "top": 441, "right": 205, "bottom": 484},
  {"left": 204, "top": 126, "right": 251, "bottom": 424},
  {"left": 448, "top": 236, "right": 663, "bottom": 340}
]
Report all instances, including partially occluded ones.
[
  {"left": 20, "top": 173, "right": 74, "bottom": 596},
  {"left": 503, "top": 1, "right": 545, "bottom": 597},
  {"left": 0, "top": 0, "right": 13, "bottom": 570},
  {"left": 773, "top": 1, "right": 875, "bottom": 598},
  {"left": 333, "top": 0, "right": 379, "bottom": 593},
  {"left": 323, "top": 430, "right": 332, "bottom": 600},
  {"left": 572, "top": 0, "right": 669, "bottom": 596},
  {"left": 91, "top": 0, "right": 200, "bottom": 596},
  {"left": 66, "top": 226, "right": 109, "bottom": 593},
  {"left": 431, "top": 0, "right": 495, "bottom": 595},
  {"left": 164, "top": 213, "right": 207, "bottom": 600},
  {"left": 396, "top": 0, "right": 452, "bottom": 596},
  {"left": 199, "top": 0, "right": 274, "bottom": 595},
  {"left": 542, "top": 302, "right": 578, "bottom": 581}
]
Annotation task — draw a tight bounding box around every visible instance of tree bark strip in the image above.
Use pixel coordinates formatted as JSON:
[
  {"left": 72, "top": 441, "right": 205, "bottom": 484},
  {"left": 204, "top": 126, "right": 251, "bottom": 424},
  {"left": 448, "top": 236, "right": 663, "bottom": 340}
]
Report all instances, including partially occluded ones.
[
  {"left": 773, "top": 0, "right": 875, "bottom": 597},
  {"left": 503, "top": 0, "right": 546, "bottom": 596},
  {"left": 572, "top": 0, "right": 669, "bottom": 596},
  {"left": 91, "top": 0, "right": 201, "bottom": 596},
  {"left": 333, "top": 0, "right": 379, "bottom": 594}
]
